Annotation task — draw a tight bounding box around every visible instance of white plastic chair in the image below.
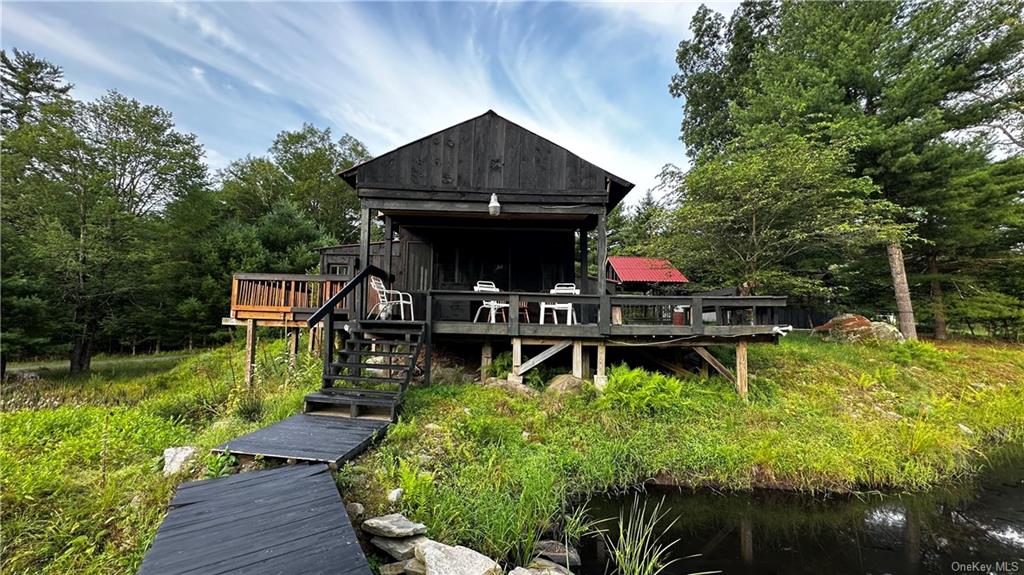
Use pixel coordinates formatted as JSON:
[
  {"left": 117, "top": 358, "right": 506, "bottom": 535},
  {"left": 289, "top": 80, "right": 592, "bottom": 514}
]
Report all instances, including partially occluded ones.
[
  {"left": 367, "top": 275, "right": 414, "bottom": 320},
  {"left": 540, "top": 283, "right": 579, "bottom": 325},
  {"left": 472, "top": 281, "right": 510, "bottom": 323}
]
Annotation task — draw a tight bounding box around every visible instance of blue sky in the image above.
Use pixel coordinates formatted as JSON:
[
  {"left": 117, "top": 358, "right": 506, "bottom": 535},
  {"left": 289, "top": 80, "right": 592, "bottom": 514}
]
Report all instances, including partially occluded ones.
[{"left": 2, "top": 2, "right": 735, "bottom": 201}]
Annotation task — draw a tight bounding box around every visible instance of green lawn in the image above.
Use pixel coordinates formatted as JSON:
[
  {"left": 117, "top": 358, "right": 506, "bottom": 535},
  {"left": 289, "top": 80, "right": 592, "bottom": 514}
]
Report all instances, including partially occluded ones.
[{"left": 1, "top": 334, "right": 1021, "bottom": 573}]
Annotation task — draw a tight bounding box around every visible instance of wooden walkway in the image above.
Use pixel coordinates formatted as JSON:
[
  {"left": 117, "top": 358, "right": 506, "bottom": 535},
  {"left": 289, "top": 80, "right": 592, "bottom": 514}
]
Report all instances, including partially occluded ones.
[
  {"left": 213, "top": 414, "right": 389, "bottom": 465},
  {"left": 137, "top": 464, "right": 369, "bottom": 575}
]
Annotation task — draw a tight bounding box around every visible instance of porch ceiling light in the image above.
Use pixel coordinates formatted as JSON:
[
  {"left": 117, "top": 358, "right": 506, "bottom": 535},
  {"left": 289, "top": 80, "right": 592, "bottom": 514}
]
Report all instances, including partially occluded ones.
[{"left": 488, "top": 193, "right": 501, "bottom": 216}]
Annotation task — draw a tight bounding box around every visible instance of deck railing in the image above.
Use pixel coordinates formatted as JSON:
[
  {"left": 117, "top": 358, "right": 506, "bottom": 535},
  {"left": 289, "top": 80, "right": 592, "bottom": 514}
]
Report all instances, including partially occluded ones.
[
  {"left": 229, "top": 273, "right": 352, "bottom": 322},
  {"left": 425, "top": 290, "right": 788, "bottom": 338}
]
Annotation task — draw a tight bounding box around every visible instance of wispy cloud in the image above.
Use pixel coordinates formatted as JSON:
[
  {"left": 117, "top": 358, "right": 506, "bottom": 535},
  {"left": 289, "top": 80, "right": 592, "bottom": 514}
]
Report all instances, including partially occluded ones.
[{"left": 1, "top": 2, "right": 706, "bottom": 200}]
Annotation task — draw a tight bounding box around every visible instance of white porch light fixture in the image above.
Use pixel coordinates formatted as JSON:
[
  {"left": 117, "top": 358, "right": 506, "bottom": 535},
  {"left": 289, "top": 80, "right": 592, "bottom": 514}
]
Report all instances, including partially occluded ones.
[{"left": 488, "top": 193, "right": 501, "bottom": 216}]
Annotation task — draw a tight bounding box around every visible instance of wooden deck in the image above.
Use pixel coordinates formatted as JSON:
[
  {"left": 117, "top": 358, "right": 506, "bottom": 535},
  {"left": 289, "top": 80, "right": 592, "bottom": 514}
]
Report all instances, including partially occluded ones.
[
  {"left": 212, "top": 414, "right": 389, "bottom": 465},
  {"left": 137, "top": 464, "right": 370, "bottom": 575}
]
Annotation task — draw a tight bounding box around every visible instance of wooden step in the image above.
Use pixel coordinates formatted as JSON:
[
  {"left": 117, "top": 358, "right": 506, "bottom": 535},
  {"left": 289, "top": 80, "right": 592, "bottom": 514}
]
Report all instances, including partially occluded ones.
[
  {"left": 318, "top": 387, "right": 401, "bottom": 398},
  {"left": 340, "top": 349, "right": 416, "bottom": 358},
  {"left": 331, "top": 360, "right": 411, "bottom": 371},
  {"left": 307, "top": 390, "right": 398, "bottom": 405},
  {"left": 304, "top": 390, "right": 400, "bottom": 420},
  {"left": 346, "top": 338, "right": 420, "bottom": 347},
  {"left": 324, "top": 373, "right": 406, "bottom": 385},
  {"left": 358, "top": 320, "right": 425, "bottom": 328}
]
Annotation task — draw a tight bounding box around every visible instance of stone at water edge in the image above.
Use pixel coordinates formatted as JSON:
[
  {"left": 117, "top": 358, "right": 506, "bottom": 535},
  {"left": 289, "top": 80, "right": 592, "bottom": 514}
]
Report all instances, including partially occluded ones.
[
  {"left": 346, "top": 502, "right": 365, "bottom": 518},
  {"left": 372, "top": 535, "right": 428, "bottom": 561},
  {"left": 388, "top": 488, "right": 405, "bottom": 503},
  {"left": 508, "top": 569, "right": 533, "bottom": 575},
  {"left": 534, "top": 540, "right": 581, "bottom": 567},
  {"left": 405, "top": 558, "right": 426, "bottom": 575},
  {"left": 362, "top": 513, "right": 428, "bottom": 538},
  {"left": 162, "top": 446, "right": 198, "bottom": 477},
  {"left": 414, "top": 539, "right": 502, "bottom": 575},
  {"left": 528, "top": 557, "right": 573, "bottom": 575},
  {"left": 379, "top": 561, "right": 409, "bottom": 575}
]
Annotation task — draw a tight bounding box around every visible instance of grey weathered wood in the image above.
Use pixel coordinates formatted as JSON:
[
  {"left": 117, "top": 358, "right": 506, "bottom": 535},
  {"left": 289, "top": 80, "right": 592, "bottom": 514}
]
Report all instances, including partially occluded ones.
[
  {"left": 693, "top": 346, "right": 736, "bottom": 384},
  {"left": 137, "top": 464, "right": 371, "bottom": 575},
  {"left": 596, "top": 211, "right": 608, "bottom": 297},
  {"left": 213, "top": 414, "right": 388, "bottom": 464},
  {"left": 519, "top": 340, "right": 572, "bottom": 374},
  {"left": 362, "top": 198, "right": 605, "bottom": 215},
  {"left": 357, "top": 208, "right": 371, "bottom": 319}
]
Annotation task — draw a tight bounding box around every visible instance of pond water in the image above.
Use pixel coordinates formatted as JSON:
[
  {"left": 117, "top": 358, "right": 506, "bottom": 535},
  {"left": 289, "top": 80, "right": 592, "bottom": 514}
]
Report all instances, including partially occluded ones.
[{"left": 579, "top": 447, "right": 1023, "bottom": 575}]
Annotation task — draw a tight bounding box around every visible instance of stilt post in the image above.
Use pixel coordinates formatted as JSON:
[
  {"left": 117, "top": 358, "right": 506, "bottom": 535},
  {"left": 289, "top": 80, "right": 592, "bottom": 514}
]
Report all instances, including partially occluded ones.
[
  {"left": 509, "top": 337, "right": 523, "bottom": 384},
  {"left": 287, "top": 327, "right": 299, "bottom": 368},
  {"left": 736, "top": 340, "right": 748, "bottom": 398},
  {"left": 572, "top": 340, "right": 583, "bottom": 378},
  {"left": 594, "top": 342, "right": 607, "bottom": 390},
  {"left": 244, "top": 319, "right": 257, "bottom": 388},
  {"left": 480, "top": 342, "right": 493, "bottom": 381}
]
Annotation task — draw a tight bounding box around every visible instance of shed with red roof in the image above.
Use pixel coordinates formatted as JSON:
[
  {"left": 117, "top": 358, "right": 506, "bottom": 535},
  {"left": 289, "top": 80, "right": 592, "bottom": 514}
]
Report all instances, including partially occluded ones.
[{"left": 606, "top": 256, "right": 688, "bottom": 291}]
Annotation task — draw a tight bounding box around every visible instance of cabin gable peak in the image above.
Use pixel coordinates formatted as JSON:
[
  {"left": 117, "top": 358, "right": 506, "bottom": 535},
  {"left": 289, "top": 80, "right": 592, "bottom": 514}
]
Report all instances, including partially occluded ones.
[{"left": 340, "top": 110, "right": 634, "bottom": 210}]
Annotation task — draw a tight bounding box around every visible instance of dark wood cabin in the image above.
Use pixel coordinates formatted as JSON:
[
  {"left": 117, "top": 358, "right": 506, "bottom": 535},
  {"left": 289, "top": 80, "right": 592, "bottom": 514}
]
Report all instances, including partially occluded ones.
[{"left": 226, "top": 110, "right": 788, "bottom": 415}]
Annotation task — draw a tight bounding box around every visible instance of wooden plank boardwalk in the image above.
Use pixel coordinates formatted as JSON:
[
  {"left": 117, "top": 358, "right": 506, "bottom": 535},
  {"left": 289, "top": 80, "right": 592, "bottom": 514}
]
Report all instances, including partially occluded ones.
[
  {"left": 213, "top": 414, "right": 389, "bottom": 465},
  {"left": 137, "top": 464, "right": 369, "bottom": 575}
]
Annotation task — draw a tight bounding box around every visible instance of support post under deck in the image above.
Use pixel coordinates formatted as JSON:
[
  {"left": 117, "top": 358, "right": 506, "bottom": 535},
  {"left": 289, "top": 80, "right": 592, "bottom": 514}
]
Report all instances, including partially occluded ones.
[
  {"left": 736, "top": 340, "right": 748, "bottom": 399},
  {"left": 480, "top": 342, "right": 493, "bottom": 381},
  {"left": 509, "top": 337, "right": 523, "bottom": 384},
  {"left": 244, "top": 319, "right": 256, "bottom": 388},
  {"left": 594, "top": 342, "right": 607, "bottom": 390}
]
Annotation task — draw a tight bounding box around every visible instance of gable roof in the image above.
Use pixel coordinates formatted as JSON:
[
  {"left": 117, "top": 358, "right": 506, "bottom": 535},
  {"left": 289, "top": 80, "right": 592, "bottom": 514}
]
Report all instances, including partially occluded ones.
[
  {"left": 340, "top": 110, "right": 634, "bottom": 210},
  {"left": 607, "top": 256, "right": 689, "bottom": 283}
]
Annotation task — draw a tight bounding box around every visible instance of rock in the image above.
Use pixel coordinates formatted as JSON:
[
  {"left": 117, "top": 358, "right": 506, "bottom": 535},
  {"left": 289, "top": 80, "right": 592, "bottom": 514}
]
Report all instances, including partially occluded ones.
[
  {"left": 509, "top": 569, "right": 533, "bottom": 575},
  {"left": 162, "top": 446, "right": 198, "bottom": 476},
  {"left": 10, "top": 370, "right": 40, "bottom": 383},
  {"left": 380, "top": 561, "right": 409, "bottom": 575},
  {"left": 812, "top": 314, "right": 905, "bottom": 343},
  {"left": 546, "top": 374, "right": 585, "bottom": 396},
  {"left": 528, "top": 558, "right": 573, "bottom": 575},
  {"left": 388, "top": 488, "right": 405, "bottom": 503},
  {"left": 485, "top": 377, "right": 539, "bottom": 397},
  {"left": 346, "top": 502, "right": 365, "bottom": 518},
  {"left": 415, "top": 539, "right": 502, "bottom": 575},
  {"left": 534, "top": 540, "right": 580, "bottom": 567},
  {"left": 362, "top": 513, "right": 427, "bottom": 538},
  {"left": 405, "top": 558, "right": 427, "bottom": 575},
  {"left": 372, "top": 535, "right": 429, "bottom": 561}
]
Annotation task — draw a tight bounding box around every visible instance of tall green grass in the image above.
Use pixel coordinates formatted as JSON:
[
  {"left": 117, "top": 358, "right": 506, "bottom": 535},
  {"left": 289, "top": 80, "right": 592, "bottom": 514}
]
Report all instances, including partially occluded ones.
[
  {"left": 345, "top": 335, "right": 1024, "bottom": 565},
  {"left": 1, "top": 337, "right": 321, "bottom": 575}
]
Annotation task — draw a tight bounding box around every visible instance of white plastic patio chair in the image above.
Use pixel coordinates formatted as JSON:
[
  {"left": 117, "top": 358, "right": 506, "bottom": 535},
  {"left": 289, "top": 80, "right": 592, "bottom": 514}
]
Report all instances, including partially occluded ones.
[
  {"left": 367, "top": 275, "right": 414, "bottom": 320},
  {"left": 540, "top": 283, "right": 579, "bottom": 325},
  {"left": 472, "top": 281, "right": 510, "bottom": 323}
]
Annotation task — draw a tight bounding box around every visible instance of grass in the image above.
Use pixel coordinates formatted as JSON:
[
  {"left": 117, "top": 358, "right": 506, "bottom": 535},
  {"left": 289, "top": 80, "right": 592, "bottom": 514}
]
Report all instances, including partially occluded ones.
[
  {"left": 341, "top": 334, "right": 1024, "bottom": 565},
  {"left": 1, "top": 334, "right": 1021, "bottom": 573},
  {"left": 0, "top": 337, "right": 321, "bottom": 575}
]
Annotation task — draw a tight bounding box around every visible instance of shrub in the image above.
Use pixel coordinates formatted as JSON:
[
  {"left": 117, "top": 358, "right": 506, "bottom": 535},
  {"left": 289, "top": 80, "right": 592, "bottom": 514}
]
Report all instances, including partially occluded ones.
[{"left": 599, "top": 365, "right": 685, "bottom": 415}]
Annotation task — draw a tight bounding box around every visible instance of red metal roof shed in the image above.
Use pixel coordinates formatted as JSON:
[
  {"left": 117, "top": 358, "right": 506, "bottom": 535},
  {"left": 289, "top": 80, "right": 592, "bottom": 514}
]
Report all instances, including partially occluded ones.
[{"left": 607, "top": 256, "right": 689, "bottom": 283}]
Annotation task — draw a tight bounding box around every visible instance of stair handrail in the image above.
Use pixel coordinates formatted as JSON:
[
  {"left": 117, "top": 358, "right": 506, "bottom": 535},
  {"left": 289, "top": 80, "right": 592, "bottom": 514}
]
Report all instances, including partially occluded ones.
[{"left": 306, "top": 265, "right": 391, "bottom": 328}]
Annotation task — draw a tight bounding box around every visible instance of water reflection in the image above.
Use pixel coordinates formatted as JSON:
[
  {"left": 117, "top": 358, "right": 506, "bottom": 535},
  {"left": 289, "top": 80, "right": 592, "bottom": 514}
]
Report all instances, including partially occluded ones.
[{"left": 580, "top": 447, "right": 1023, "bottom": 575}]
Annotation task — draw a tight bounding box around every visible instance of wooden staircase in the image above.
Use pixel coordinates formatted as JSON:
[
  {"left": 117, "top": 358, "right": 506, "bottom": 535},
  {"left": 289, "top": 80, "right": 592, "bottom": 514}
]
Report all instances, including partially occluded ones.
[{"left": 304, "top": 318, "right": 424, "bottom": 420}]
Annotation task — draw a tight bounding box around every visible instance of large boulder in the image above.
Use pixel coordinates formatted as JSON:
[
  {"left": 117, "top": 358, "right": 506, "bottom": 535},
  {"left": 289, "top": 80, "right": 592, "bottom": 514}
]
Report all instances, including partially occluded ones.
[
  {"left": 362, "top": 514, "right": 428, "bottom": 538},
  {"left": 414, "top": 539, "right": 502, "bottom": 575},
  {"left": 534, "top": 540, "right": 580, "bottom": 567},
  {"left": 372, "top": 535, "right": 429, "bottom": 561},
  {"left": 527, "top": 557, "right": 573, "bottom": 575},
  {"left": 162, "top": 446, "right": 198, "bottom": 477},
  {"left": 545, "top": 375, "right": 585, "bottom": 396},
  {"left": 812, "top": 314, "right": 905, "bottom": 343}
]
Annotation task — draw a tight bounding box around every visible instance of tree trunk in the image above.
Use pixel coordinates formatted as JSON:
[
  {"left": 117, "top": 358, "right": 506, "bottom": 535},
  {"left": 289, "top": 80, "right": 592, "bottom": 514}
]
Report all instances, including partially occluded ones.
[
  {"left": 70, "top": 333, "right": 93, "bottom": 374},
  {"left": 886, "top": 243, "right": 918, "bottom": 340},
  {"left": 928, "top": 254, "right": 947, "bottom": 340}
]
